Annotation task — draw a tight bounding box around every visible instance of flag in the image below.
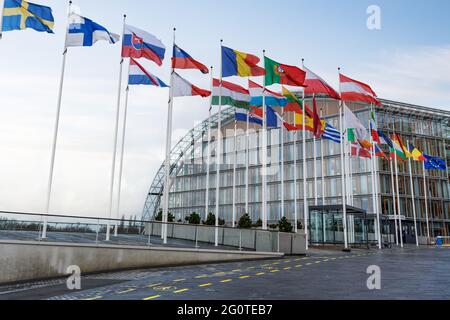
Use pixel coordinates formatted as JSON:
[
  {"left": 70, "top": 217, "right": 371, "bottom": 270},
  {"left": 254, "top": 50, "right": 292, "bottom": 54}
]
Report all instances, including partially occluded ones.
[
  {"left": 235, "top": 108, "right": 263, "bottom": 127},
  {"left": 212, "top": 79, "right": 250, "bottom": 109},
  {"left": 322, "top": 123, "right": 342, "bottom": 144},
  {"left": 391, "top": 134, "right": 408, "bottom": 161},
  {"left": 172, "top": 44, "right": 209, "bottom": 74},
  {"left": 284, "top": 113, "right": 315, "bottom": 133},
  {"left": 172, "top": 72, "right": 211, "bottom": 97},
  {"left": 312, "top": 96, "right": 323, "bottom": 138},
  {"left": 344, "top": 105, "right": 368, "bottom": 143},
  {"left": 282, "top": 86, "right": 313, "bottom": 117},
  {"left": 250, "top": 106, "right": 282, "bottom": 128},
  {"left": 66, "top": 13, "right": 119, "bottom": 47},
  {"left": 128, "top": 58, "right": 168, "bottom": 87},
  {"left": 340, "top": 73, "right": 381, "bottom": 106},
  {"left": 424, "top": 154, "right": 447, "bottom": 171},
  {"left": 375, "top": 144, "right": 389, "bottom": 160},
  {"left": 351, "top": 142, "right": 372, "bottom": 159},
  {"left": 370, "top": 110, "right": 381, "bottom": 144},
  {"left": 2, "top": 0, "right": 54, "bottom": 33},
  {"left": 378, "top": 130, "right": 394, "bottom": 149},
  {"left": 303, "top": 66, "right": 340, "bottom": 99},
  {"left": 122, "top": 24, "right": 166, "bottom": 66},
  {"left": 408, "top": 143, "right": 426, "bottom": 161},
  {"left": 264, "top": 56, "right": 306, "bottom": 87},
  {"left": 248, "top": 80, "right": 287, "bottom": 107},
  {"left": 222, "top": 46, "right": 265, "bottom": 77}
]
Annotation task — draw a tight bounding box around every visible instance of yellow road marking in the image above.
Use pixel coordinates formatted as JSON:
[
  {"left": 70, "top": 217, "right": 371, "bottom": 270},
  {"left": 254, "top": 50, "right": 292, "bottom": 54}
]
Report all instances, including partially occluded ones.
[
  {"left": 117, "top": 288, "right": 136, "bottom": 294},
  {"left": 214, "top": 272, "right": 226, "bottom": 276},
  {"left": 272, "top": 262, "right": 280, "bottom": 265},
  {"left": 295, "top": 265, "right": 303, "bottom": 268},
  {"left": 173, "top": 279, "right": 186, "bottom": 282},
  {"left": 323, "top": 259, "right": 329, "bottom": 262},
  {"left": 147, "top": 283, "right": 163, "bottom": 288},
  {"left": 221, "top": 279, "right": 232, "bottom": 283},
  {"left": 199, "top": 283, "right": 213, "bottom": 287},
  {"left": 284, "top": 260, "right": 292, "bottom": 263},
  {"left": 195, "top": 275, "right": 208, "bottom": 279},
  {"left": 284, "top": 267, "right": 292, "bottom": 270},
  {"left": 232, "top": 269, "right": 242, "bottom": 272},
  {"left": 84, "top": 296, "right": 102, "bottom": 300},
  {"left": 315, "top": 261, "right": 321, "bottom": 264},
  {"left": 256, "top": 272, "right": 265, "bottom": 276},
  {"left": 270, "top": 270, "right": 280, "bottom": 273},
  {"left": 143, "top": 295, "right": 161, "bottom": 300},
  {"left": 239, "top": 275, "right": 250, "bottom": 279},
  {"left": 174, "top": 288, "right": 189, "bottom": 294}
]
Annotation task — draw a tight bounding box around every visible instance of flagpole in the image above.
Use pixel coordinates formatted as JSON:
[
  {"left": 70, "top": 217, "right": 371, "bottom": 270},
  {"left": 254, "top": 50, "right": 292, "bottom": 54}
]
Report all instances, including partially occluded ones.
[
  {"left": 369, "top": 116, "right": 381, "bottom": 249},
  {"left": 338, "top": 68, "right": 349, "bottom": 251},
  {"left": 232, "top": 118, "right": 237, "bottom": 227},
  {"left": 423, "top": 161, "right": 431, "bottom": 242},
  {"left": 162, "top": 28, "right": 177, "bottom": 245},
  {"left": 294, "top": 130, "right": 298, "bottom": 233},
  {"left": 390, "top": 156, "right": 399, "bottom": 245},
  {"left": 321, "top": 105, "right": 326, "bottom": 205},
  {"left": 313, "top": 95, "right": 318, "bottom": 206},
  {"left": 407, "top": 141, "right": 419, "bottom": 246},
  {"left": 114, "top": 81, "right": 130, "bottom": 237},
  {"left": 205, "top": 66, "right": 213, "bottom": 221},
  {"left": 215, "top": 40, "right": 224, "bottom": 246},
  {"left": 261, "top": 50, "right": 268, "bottom": 230},
  {"left": 42, "top": 1, "right": 72, "bottom": 239},
  {"left": 245, "top": 110, "right": 250, "bottom": 215},
  {"left": 393, "top": 122, "right": 404, "bottom": 248},
  {"left": 372, "top": 105, "right": 382, "bottom": 249},
  {"left": 301, "top": 59, "right": 308, "bottom": 250},
  {"left": 281, "top": 109, "right": 285, "bottom": 219}
]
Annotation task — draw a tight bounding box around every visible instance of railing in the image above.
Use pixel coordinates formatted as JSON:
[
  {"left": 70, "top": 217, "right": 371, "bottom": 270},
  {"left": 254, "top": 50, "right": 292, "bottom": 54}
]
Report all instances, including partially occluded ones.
[{"left": 0, "top": 211, "right": 284, "bottom": 252}]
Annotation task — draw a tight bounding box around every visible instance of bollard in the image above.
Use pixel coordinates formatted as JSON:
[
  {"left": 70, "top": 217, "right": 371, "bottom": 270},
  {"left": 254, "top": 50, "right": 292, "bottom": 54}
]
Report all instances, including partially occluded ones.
[
  {"left": 239, "top": 230, "right": 242, "bottom": 251},
  {"left": 95, "top": 219, "right": 99, "bottom": 244},
  {"left": 147, "top": 222, "right": 152, "bottom": 246}
]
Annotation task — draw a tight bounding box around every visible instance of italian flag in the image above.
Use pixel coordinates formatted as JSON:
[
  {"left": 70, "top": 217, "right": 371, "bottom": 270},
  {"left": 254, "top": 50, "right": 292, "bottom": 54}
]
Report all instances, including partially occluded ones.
[
  {"left": 340, "top": 73, "right": 381, "bottom": 106},
  {"left": 344, "top": 105, "right": 368, "bottom": 143},
  {"left": 212, "top": 79, "right": 251, "bottom": 109}
]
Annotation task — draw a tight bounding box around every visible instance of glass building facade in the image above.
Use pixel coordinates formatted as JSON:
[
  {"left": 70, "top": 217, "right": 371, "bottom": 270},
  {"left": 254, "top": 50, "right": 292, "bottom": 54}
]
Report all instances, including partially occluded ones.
[{"left": 143, "top": 99, "right": 450, "bottom": 240}]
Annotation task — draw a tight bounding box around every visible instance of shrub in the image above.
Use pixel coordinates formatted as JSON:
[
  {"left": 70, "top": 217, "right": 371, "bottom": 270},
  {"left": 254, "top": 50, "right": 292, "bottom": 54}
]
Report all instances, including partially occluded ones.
[
  {"left": 154, "top": 209, "right": 174, "bottom": 222},
  {"left": 269, "top": 224, "right": 278, "bottom": 230},
  {"left": 186, "top": 212, "right": 201, "bottom": 225},
  {"left": 238, "top": 214, "right": 252, "bottom": 229},
  {"left": 278, "top": 217, "right": 293, "bottom": 233},
  {"left": 252, "top": 219, "right": 263, "bottom": 228},
  {"left": 203, "top": 213, "right": 215, "bottom": 226},
  {"left": 297, "top": 220, "right": 303, "bottom": 231}
]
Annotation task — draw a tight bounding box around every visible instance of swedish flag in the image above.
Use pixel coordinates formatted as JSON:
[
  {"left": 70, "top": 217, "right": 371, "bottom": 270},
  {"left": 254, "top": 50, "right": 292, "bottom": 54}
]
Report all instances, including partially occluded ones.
[{"left": 2, "top": 0, "right": 54, "bottom": 33}]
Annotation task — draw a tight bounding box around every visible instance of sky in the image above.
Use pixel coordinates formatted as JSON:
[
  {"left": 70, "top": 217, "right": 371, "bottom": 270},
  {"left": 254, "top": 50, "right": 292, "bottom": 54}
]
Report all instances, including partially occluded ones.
[{"left": 0, "top": 0, "right": 449, "bottom": 219}]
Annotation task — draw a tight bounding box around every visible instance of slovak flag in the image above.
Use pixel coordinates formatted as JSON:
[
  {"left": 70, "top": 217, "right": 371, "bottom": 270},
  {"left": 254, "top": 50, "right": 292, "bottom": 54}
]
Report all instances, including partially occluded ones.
[
  {"left": 172, "top": 72, "right": 211, "bottom": 98},
  {"left": 172, "top": 45, "right": 209, "bottom": 74},
  {"left": 122, "top": 24, "right": 166, "bottom": 66},
  {"left": 128, "top": 58, "right": 168, "bottom": 87}
]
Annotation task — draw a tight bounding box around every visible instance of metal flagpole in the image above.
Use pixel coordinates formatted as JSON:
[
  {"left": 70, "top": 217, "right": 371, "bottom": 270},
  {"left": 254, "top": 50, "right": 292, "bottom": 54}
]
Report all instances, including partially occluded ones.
[
  {"left": 369, "top": 117, "right": 381, "bottom": 249},
  {"left": 313, "top": 95, "right": 318, "bottom": 206},
  {"left": 114, "top": 81, "right": 130, "bottom": 237},
  {"left": 407, "top": 141, "right": 419, "bottom": 247},
  {"left": 294, "top": 130, "right": 298, "bottom": 233},
  {"left": 390, "top": 157, "right": 399, "bottom": 245},
  {"left": 205, "top": 67, "right": 213, "bottom": 220},
  {"left": 301, "top": 83, "right": 308, "bottom": 249},
  {"left": 42, "top": 1, "right": 72, "bottom": 239},
  {"left": 261, "top": 50, "right": 268, "bottom": 230},
  {"left": 281, "top": 110, "right": 285, "bottom": 218},
  {"left": 423, "top": 161, "right": 431, "bottom": 242},
  {"left": 393, "top": 123, "right": 404, "bottom": 248},
  {"left": 245, "top": 110, "right": 250, "bottom": 215},
  {"left": 232, "top": 119, "right": 237, "bottom": 227},
  {"left": 162, "top": 28, "right": 177, "bottom": 244},
  {"left": 321, "top": 106, "right": 326, "bottom": 205},
  {"left": 215, "top": 40, "right": 224, "bottom": 246},
  {"left": 372, "top": 105, "right": 382, "bottom": 249}
]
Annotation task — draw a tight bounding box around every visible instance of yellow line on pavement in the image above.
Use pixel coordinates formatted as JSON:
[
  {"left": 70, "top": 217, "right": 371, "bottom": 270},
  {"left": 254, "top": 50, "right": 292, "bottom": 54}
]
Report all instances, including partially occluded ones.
[
  {"left": 232, "top": 269, "right": 242, "bottom": 272},
  {"left": 220, "top": 279, "right": 233, "bottom": 283},
  {"left": 117, "top": 288, "right": 136, "bottom": 294},
  {"left": 194, "top": 275, "right": 208, "bottom": 279},
  {"left": 239, "top": 275, "right": 251, "bottom": 279},
  {"left": 174, "top": 288, "right": 189, "bottom": 294},
  {"left": 173, "top": 279, "right": 186, "bottom": 282},
  {"left": 284, "top": 267, "right": 292, "bottom": 270},
  {"left": 143, "top": 295, "right": 161, "bottom": 301},
  {"left": 255, "top": 272, "right": 265, "bottom": 276},
  {"left": 270, "top": 270, "right": 280, "bottom": 273},
  {"left": 84, "top": 296, "right": 102, "bottom": 300},
  {"left": 147, "top": 283, "right": 163, "bottom": 288},
  {"left": 198, "top": 283, "right": 213, "bottom": 287}
]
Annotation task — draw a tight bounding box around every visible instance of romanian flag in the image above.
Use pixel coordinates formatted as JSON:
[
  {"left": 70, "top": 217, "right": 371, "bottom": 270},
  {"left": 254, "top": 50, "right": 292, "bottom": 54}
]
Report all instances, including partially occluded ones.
[
  {"left": 2, "top": 0, "right": 54, "bottom": 33},
  {"left": 222, "top": 46, "right": 265, "bottom": 78}
]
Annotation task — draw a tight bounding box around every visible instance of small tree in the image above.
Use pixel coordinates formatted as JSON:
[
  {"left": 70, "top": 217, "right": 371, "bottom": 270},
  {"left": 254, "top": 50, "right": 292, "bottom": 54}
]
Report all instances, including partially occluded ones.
[
  {"left": 238, "top": 214, "right": 252, "bottom": 229},
  {"left": 203, "top": 213, "right": 216, "bottom": 226},
  {"left": 154, "top": 209, "right": 175, "bottom": 222},
  {"left": 278, "top": 217, "right": 293, "bottom": 233},
  {"left": 186, "top": 212, "right": 201, "bottom": 225}
]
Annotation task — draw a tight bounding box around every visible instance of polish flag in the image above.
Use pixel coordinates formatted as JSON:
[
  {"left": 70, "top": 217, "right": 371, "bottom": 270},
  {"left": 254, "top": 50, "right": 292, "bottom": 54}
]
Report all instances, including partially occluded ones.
[
  {"left": 304, "top": 66, "right": 340, "bottom": 100},
  {"left": 172, "top": 72, "right": 211, "bottom": 98},
  {"left": 340, "top": 73, "right": 381, "bottom": 106}
]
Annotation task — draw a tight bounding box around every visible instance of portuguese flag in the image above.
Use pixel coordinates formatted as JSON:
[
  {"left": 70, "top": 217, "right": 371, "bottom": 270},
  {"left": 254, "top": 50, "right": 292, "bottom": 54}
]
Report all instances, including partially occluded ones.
[{"left": 265, "top": 56, "right": 306, "bottom": 87}]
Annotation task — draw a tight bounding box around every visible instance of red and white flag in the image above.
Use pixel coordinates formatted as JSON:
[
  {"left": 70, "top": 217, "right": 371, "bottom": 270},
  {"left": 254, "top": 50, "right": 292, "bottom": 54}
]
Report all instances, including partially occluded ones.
[
  {"left": 339, "top": 73, "right": 381, "bottom": 106},
  {"left": 304, "top": 66, "right": 340, "bottom": 100},
  {"left": 172, "top": 72, "right": 211, "bottom": 98}
]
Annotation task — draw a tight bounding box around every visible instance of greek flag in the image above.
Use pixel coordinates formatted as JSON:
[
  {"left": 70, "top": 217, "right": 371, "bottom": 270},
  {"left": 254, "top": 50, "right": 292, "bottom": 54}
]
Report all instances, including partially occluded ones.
[
  {"left": 66, "top": 13, "right": 119, "bottom": 47},
  {"left": 322, "top": 123, "right": 342, "bottom": 144}
]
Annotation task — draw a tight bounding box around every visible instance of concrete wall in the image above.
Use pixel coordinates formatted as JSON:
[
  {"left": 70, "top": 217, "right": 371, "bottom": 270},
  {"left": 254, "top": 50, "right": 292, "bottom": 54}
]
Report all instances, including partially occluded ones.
[{"left": 0, "top": 240, "right": 283, "bottom": 285}]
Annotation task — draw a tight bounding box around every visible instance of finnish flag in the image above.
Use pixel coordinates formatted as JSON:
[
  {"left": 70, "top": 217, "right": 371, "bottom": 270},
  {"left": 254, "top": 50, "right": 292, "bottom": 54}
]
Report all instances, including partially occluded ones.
[{"left": 66, "top": 13, "right": 120, "bottom": 47}]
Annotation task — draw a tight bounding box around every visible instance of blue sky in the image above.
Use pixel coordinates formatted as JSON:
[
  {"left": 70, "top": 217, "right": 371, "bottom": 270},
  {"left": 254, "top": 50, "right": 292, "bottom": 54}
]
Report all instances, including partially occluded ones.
[{"left": 0, "top": 0, "right": 449, "bottom": 218}]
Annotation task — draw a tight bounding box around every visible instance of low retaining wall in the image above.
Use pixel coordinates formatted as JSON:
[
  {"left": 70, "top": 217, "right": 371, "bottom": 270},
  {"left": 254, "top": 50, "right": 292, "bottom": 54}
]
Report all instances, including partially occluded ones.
[{"left": 0, "top": 240, "right": 283, "bottom": 284}]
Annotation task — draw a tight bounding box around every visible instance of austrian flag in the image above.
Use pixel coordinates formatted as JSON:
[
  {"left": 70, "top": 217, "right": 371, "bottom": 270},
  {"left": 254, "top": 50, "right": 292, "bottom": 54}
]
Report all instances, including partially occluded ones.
[{"left": 340, "top": 73, "right": 381, "bottom": 106}]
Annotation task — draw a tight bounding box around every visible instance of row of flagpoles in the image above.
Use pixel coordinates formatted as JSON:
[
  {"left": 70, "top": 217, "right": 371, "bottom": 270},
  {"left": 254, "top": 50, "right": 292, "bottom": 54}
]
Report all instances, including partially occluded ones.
[{"left": 1, "top": 1, "right": 447, "bottom": 249}]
